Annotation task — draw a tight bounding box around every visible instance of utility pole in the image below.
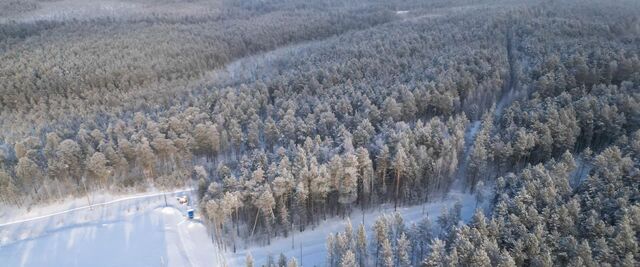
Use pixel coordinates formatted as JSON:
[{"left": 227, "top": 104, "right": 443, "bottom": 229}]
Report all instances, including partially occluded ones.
[
  {"left": 82, "top": 177, "right": 92, "bottom": 210},
  {"left": 291, "top": 222, "right": 295, "bottom": 249}
]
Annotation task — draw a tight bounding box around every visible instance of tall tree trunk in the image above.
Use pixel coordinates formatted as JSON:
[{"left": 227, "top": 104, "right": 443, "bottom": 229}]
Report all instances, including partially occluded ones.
[
  {"left": 250, "top": 208, "right": 260, "bottom": 240},
  {"left": 394, "top": 170, "right": 400, "bottom": 211}
]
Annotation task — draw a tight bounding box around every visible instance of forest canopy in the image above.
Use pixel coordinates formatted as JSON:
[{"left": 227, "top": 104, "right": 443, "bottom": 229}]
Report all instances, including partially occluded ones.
[{"left": 0, "top": 0, "right": 639, "bottom": 266}]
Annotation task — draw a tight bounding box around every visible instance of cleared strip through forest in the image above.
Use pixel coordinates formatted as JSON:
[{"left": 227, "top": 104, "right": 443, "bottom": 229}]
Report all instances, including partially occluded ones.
[{"left": 455, "top": 25, "right": 520, "bottom": 191}]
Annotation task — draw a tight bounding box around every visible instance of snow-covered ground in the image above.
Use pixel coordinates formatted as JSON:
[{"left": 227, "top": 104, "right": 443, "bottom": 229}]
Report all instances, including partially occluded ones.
[
  {"left": 0, "top": 189, "right": 224, "bottom": 267},
  {"left": 0, "top": 187, "right": 485, "bottom": 267},
  {"left": 227, "top": 190, "right": 483, "bottom": 267}
]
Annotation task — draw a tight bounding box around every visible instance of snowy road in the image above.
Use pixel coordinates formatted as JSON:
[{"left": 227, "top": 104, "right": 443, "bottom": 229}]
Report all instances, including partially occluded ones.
[
  {"left": 229, "top": 190, "right": 482, "bottom": 267},
  {"left": 0, "top": 190, "right": 224, "bottom": 267}
]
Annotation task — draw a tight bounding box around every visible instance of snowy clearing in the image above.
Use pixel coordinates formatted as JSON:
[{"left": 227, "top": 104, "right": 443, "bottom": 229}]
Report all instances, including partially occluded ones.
[
  {"left": 0, "top": 189, "right": 223, "bottom": 267},
  {"left": 0, "top": 188, "right": 485, "bottom": 267}
]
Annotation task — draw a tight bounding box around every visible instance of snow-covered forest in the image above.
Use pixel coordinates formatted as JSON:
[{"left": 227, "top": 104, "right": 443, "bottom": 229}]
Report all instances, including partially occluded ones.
[{"left": 1, "top": 0, "right": 639, "bottom": 266}]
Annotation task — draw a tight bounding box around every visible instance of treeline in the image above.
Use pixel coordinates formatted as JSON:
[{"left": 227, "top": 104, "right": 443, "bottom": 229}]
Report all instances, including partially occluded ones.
[
  {"left": 322, "top": 1, "right": 640, "bottom": 266},
  {"left": 0, "top": 0, "right": 510, "bottom": 244},
  {"left": 0, "top": 0, "right": 639, "bottom": 266},
  {"left": 195, "top": 8, "right": 513, "bottom": 246},
  {"left": 329, "top": 143, "right": 637, "bottom": 267},
  {"left": 0, "top": 0, "right": 38, "bottom": 17}
]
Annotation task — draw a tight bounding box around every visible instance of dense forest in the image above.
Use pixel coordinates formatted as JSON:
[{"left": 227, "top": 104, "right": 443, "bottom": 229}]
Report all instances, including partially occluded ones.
[{"left": 1, "top": 0, "right": 639, "bottom": 266}]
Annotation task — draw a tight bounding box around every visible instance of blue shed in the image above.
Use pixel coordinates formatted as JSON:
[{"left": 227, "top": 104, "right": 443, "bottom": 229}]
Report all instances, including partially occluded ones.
[{"left": 187, "top": 208, "right": 195, "bottom": 219}]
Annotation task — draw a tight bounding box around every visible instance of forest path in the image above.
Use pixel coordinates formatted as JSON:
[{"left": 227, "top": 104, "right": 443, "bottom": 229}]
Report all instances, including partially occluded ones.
[
  {"left": 227, "top": 191, "right": 479, "bottom": 266},
  {"left": 454, "top": 25, "right": 521, "bottom": 192},
  {"left": 452, "top": 120, "right": 482, "bottom": 191},
  {"left": 496, "top": 25, "right": 520, "bottom": 115}
]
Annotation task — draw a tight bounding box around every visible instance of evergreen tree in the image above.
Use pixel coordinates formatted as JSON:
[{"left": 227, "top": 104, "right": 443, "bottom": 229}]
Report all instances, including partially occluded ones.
[
  {"left": 381, "top": 237, "right": 394, "bottom": 267},
  {"left": 279, "top": 253, "right": 287, "bottom": 267},
  {"left": 422, "top": 239, "right": 446, "bottom": 267},
  {"left": 397, "top": 232, "right": 412, "bottom": 267},
  {"left": 356, "top": 224, "right": 367, "bottom": 267},
  {"left": 341, "top": 250, "right": 357, "bottom": 267},
  {"left": 393, "top": 145, "right": 407, "bottom": 211}
]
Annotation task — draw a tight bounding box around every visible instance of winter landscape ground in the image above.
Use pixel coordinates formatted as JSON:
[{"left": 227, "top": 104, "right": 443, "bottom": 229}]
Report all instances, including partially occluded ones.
[
  {"left": 1, "top": 0, "right": 639, "bottom": 266},
  {"left": 0, "top": 190, "right": 227, "bottom": 267},
  {"left": 0, "top": 188, "right": 484, "bottom": 266}
]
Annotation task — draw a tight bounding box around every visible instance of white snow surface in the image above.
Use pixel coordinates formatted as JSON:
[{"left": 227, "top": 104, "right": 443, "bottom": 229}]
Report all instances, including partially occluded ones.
[
  {"left": 0, "top": 188, "right": 483, "bottom": 267},
  {"left": 228, "top": 190, "right": 481, "bottom": 267},
  {"left": 0, "top": 189, "right": 224, "bottom": 267}
]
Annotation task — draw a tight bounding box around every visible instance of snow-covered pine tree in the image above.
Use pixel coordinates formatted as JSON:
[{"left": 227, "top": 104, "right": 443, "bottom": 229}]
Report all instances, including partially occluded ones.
[
  {"left": 356, "top": 224, "right": 367, "bottom": 267},
  {"left": 341, "top": 250, "right": 357, "bottom": 267},
  {"left": 381, "top": 237, "right": 394, "bottom": 267},
  {"left": 397, "top": 232, "right": 412, "bottom": 267},
  {"left": 392, "top": 145, "right": 407, "bottom": 211}
]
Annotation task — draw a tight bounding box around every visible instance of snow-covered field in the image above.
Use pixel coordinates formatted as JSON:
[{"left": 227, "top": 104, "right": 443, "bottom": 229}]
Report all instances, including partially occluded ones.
[
  {"left": 0, "top": 187, "right": 484, "bottom": 267},
  {"left": 0, "top": 189, "right": 224, "bottom": 267}
]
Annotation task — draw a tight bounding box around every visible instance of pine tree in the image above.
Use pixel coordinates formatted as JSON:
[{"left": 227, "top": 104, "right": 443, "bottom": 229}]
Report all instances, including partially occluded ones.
[
  {"left": 469, "top": 248, "right": 492, "bottom": 267},
  {"left": 335, "top": 233, "right": 349, "bottom": 264},
  {"left": 397, "top": 232, "right": 412, "bottom": 267},
  {"left": 327, "top": 234, "right": 336, "bottom": 267},
  {"left": 253, "top": 186, "right": 276, "bottom": 242},
  {"left": 264, "top": 117, "right": 279, "bottom": 148},
  {"left": 294, "top": 181, "right": 308, "bottom": 229},
  {"left": 383, "top": 97, "right": 402, "bottom": 121},
  {"left": 496, "top": 250, "right": 516, "bottom": 267},
  {"left": 447, "top": 247, "right": 459, "bottom": 267},
  {"left": 376, "top": 145, "right": 390, "bottom": 199},
  {"left": 393, "top": 212, "right": 406, "bottom": 240},
  {"left": 15, "top": 156, "right": 43, "bottom": 195},
  {"left": 247, "top": 119, "right": 261, "bottom": 149},
  {"left": 279, "top": 253, "right": 288, "bottom": 267},
  {"left": 136, "top": 139, "right": 156, "bottom": 179},
  {"left": 0, "top": 168, "right": 18, "bottom": 204},
  {"left": 356, "top": 147, "right": 373, "bottom": 209},
  {"left": 393, "top": 145, "right": 407, "bottom": 211},
  {"left": 381, "top": 237, "right": 394, "bottom": 267},
  {"left": 356, "top": 224, "right": 367, "bottom": 267},
  {"left": 339, "top": 152, "right": 359, "bottom": 215},
  {"left": 422, "top": 238, "right": 446, "bottom": 267},
  {"left": 57, "top": 139, "right": 84, "bottom": 187},
  {"left": 86, "top": 152, "right": 111, "bottom": 188},
  {"left": 468, "top": 129, "right": 489, "bottom": 191},
  {"left": 344, "top": 219, "right": 355, "bottom": 251},
  {"left": 373, "top": 216, "right": 389, "bottom": 265},
  {"left": 613, "top": 215, "right": 638, "bottom": 260},
  {"left": 414, "top": 217, "right": 433, "bottom": 261},
  {"left": 341, "top": 250, "right": 357, "bottom": 267}
]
